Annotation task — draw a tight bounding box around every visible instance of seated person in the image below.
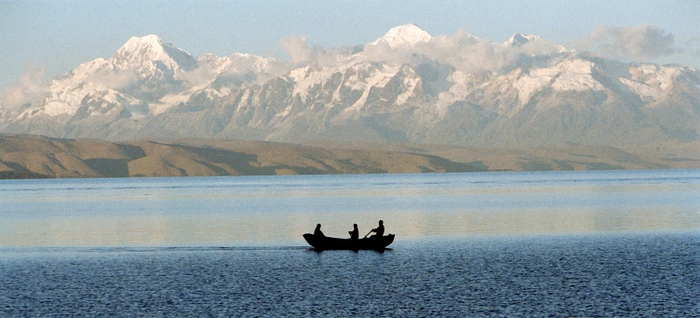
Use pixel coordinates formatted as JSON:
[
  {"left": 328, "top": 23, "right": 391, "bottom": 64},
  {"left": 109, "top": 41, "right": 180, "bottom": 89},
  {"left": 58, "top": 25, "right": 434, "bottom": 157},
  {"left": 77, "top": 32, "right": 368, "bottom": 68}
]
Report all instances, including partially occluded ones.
[
  {"left": 349, "top": 224, "right": 359, "bottom": 240},
  {"left": 313, "top": 223, "right": 325, "bottom": 237},
  {"left": 368, "top": 220, "right": 385, "bottom": 238}
]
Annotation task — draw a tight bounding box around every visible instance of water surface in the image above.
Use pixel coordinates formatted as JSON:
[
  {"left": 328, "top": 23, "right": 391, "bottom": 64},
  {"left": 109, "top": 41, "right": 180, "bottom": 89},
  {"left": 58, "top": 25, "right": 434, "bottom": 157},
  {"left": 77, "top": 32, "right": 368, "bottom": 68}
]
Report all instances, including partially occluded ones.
[
  {"left": 1, "top": 169, "right": 698, "bottom": 247},
  {"left": 2, "top": 234, "right": 698, "bottom": 316},
  {"left": 1, "top": 170, "right": 699, "bottom": 316}
]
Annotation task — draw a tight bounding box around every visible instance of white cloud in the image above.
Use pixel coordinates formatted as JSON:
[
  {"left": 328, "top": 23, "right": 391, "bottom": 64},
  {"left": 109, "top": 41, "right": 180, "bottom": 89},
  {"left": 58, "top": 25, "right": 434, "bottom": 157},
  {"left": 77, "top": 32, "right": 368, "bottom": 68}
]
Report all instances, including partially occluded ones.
[
  {"left": 0, "top": 64, "right": 49, "bottom": 110},
  {"left": 85, "top": 68, "right": 140, "bottom": 90},
  {"left": 363, "top": 28, "right": 495, "bottom": 71},
  {"left": 180, "top": 65, "right": 217, "bottom": 88},
  {"left": 363, "top": 40, "right": 414, "bottom": 65},
  {"left": 576, "top": 25, "right": 677, "bottom": 60},
  {"left": 279, "top": 35, "right": 315, "bottom": 65},
  {"left": 418, "top": 30, "right": 502, "bottom": 72},
  {"left": 361, "top": 28, "right": 566, "bottom": 73}
]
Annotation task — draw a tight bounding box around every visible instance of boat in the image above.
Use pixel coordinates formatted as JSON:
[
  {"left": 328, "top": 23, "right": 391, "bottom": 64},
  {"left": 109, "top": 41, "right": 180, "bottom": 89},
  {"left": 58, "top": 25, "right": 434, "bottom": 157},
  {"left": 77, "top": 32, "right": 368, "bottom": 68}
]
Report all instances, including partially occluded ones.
[{"left": 302, "top": 233, "right": 395, "bottom": 250}]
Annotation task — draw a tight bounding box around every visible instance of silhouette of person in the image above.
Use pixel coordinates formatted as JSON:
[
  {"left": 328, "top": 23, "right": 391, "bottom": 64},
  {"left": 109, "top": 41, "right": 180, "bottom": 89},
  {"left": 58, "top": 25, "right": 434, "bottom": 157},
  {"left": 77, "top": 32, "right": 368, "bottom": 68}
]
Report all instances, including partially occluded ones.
[
  {"left": 349, "top": 224, "right": 359, "bottom": 240},
  {"left": 314, "top": 223, "right": 325, "bottom": 237},
  {"left": 369, "top": 220, "right": 385, "bottom": 238}
]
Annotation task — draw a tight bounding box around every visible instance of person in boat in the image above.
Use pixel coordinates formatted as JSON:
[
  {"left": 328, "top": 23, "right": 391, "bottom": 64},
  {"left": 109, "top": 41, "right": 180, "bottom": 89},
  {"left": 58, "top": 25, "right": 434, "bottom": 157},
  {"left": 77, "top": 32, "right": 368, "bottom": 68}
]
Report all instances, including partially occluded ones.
[
  {"left": 349, "top": 224, "right": 359, "bottom": 240},
  {"left": 368, "top": 220, "right": 385, "bottom": 239},
  {"left": 314, "top": 223, "right": 325, "bottom": 237}
]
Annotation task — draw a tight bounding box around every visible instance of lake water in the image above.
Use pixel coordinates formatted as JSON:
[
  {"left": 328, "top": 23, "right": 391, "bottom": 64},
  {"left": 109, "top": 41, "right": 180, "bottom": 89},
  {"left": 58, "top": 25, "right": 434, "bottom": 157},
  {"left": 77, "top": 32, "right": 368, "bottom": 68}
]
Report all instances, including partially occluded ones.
[{"left": 1, "top": 170, "right": 699, "bottom": 316}]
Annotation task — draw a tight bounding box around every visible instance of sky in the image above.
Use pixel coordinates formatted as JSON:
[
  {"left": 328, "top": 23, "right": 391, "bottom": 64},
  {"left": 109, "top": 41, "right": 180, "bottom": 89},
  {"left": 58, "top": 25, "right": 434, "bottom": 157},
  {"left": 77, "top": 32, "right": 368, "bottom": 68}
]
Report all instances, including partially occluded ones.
[{"left": 1, "top": 0, "right": 699, "bottom": 91}]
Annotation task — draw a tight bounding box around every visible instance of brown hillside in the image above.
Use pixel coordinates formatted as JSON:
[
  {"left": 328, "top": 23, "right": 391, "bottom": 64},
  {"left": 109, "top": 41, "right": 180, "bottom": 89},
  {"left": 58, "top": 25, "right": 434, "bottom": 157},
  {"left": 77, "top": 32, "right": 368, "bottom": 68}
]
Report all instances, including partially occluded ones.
[{"left": 0, "top": 134, "right": 697, "bottom": 178}]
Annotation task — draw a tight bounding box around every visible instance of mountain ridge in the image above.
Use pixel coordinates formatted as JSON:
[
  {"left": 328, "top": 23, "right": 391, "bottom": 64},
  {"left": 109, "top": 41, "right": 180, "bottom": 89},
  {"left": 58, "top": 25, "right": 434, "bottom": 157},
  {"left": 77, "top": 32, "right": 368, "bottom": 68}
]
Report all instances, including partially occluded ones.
[{"left": 1, "top": 24, "right": 699, "bottom": 148}]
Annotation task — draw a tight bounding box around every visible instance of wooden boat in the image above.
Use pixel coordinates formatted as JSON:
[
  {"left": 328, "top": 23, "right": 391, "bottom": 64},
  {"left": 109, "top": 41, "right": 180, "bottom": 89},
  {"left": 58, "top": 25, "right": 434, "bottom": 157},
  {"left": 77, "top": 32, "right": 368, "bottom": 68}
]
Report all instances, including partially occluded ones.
[{"left": 302, "top": 233, "right": 395, "bottom": 250}]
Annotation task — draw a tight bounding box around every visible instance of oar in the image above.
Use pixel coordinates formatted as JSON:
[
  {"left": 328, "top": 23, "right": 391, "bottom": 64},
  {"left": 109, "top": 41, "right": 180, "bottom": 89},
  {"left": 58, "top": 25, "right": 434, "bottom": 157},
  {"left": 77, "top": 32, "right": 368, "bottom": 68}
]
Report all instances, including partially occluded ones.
[{"left": 363, "top": 230, "right": 373, "bottom": 239}]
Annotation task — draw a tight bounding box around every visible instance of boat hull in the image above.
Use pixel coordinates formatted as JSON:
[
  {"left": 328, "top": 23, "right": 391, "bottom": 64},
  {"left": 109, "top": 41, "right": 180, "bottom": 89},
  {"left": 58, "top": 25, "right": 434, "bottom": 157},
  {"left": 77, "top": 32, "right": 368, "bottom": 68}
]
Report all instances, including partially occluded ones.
[{"left": 303, "top": 233, "right": 394, "bottom": 250}]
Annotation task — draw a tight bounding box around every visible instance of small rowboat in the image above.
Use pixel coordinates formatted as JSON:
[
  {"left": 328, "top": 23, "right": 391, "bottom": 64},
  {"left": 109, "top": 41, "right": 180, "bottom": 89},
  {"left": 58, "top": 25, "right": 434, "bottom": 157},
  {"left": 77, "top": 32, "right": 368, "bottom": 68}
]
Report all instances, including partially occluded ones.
[{"left": 302, "top": 233, "right": 395, "bottom": 251}]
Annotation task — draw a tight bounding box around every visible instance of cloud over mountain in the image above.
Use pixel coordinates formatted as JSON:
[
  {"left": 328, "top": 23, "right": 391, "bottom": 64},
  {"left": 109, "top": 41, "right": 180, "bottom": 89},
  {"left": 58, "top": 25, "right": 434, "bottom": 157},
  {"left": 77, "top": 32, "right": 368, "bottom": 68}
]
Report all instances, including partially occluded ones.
[
  {"left": 0, "top": 64, "right": 49, "bottom": 111},
  {"left": 279, "top": 35, "right": 316, "bottom": 65},
  {"left": 576, "top": 25, "right": 677, "bottom": 60}
]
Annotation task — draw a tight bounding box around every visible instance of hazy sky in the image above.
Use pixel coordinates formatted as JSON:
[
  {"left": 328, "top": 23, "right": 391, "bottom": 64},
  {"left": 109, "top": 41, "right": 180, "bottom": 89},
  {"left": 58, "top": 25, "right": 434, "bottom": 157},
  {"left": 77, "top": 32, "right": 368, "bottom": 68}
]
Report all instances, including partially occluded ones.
[{"left": 1, "top": 0, "right": 698, "bottom": 90}]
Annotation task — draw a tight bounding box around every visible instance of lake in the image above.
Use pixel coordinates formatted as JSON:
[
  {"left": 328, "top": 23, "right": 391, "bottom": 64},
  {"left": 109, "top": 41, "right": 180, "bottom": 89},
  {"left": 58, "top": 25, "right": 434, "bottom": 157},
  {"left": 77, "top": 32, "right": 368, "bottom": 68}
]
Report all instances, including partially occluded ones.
[{"left": 1, "top": 170, "right": 699, "bottom": 316}]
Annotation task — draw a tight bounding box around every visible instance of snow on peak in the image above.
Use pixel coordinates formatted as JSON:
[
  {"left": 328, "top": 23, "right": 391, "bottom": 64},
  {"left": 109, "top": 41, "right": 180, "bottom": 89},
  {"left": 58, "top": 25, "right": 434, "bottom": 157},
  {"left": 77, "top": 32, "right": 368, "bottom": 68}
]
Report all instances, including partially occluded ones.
[
  {"left": 506, "top": 33, "right": 542, "bottom": 46},
  {"left": 110, "top": 34, "right": 196, "bottom": 72},
  {"left": 504, "top": 33, "right": 569, "bottom": 53},
  {"left": 125, "top": 34, "right": 164, "bottom": 48},
  {"left": 197, "top": 53, "right": 229, "bottom": 70},
  {"left": 370, "top": 24, "right": 432, "bottom": 48}
]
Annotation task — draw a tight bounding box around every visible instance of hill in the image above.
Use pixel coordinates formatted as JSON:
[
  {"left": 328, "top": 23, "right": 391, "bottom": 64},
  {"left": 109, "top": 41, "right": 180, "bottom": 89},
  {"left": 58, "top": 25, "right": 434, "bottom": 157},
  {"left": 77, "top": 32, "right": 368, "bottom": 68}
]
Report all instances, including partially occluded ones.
[{"left": 1, "top": 134, "right": 696, "bottom": 178}]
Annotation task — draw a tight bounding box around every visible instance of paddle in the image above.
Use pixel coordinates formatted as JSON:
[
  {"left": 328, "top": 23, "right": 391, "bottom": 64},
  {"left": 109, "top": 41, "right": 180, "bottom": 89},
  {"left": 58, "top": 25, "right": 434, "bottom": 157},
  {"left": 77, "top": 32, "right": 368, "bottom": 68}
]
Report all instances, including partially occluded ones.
[{"left": 363, "top": 230, "right": 373, "bottom": 239}]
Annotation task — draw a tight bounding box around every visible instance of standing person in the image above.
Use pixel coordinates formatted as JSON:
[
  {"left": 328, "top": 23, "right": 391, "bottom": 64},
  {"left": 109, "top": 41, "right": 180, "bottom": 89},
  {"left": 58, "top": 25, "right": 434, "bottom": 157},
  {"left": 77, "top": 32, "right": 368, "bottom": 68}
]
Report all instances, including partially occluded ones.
[
  {"left": 314, "top": 223, "right": 325, "bottom": 237},
  {"left": 369, "top": 220, "right": 385, "bottom": 238},
  {"left": 349, "top": 224, "right": 359, "bottom": 240}
]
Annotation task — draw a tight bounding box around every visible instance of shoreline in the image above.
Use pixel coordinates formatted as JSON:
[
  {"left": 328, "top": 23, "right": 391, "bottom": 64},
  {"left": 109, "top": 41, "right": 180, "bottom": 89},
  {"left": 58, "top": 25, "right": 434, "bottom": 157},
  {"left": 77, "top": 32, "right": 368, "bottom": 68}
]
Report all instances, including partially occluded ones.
[{"left": 1, "top": 134, "right": 698, "bottom": 179}]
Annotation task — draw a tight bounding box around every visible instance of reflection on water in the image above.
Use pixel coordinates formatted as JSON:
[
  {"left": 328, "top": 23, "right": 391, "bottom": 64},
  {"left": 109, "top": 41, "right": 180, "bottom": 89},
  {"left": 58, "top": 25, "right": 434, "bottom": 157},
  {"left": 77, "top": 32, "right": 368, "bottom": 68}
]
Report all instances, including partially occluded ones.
[{"left": 1, "top": 170, "right": 699, "bottom": 247}]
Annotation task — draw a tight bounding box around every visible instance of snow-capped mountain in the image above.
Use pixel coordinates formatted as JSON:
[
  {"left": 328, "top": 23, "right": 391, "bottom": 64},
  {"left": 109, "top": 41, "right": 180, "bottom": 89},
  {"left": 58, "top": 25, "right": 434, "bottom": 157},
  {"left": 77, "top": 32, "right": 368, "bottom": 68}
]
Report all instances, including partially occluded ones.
[
  {"left": 111, "top": 34, "right": 198, "bottom": 78},
  {"left": 1, "top": 24, "right": 699, "bottom": 146},
  {"left": 368, "top": 24, "right": 432, "bottom": 48}
]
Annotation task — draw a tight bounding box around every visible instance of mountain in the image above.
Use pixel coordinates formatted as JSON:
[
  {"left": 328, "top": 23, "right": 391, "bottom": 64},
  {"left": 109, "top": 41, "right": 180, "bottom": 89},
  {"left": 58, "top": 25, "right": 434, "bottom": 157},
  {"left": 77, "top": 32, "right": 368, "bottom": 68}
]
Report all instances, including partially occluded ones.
[
  {"left": 1, "top": 24, "right": 699, "bottom": 147},
  {"left": 111, "top": 34, "right": 198, "bottom": 75}
]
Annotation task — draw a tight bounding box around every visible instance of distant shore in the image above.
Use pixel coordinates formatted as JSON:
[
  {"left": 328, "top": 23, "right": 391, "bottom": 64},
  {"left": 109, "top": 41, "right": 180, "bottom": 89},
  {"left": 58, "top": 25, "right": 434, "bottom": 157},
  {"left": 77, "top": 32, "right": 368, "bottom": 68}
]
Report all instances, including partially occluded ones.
[{"left": 1, "top": 134, "right": 698, "bottom": 179}]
